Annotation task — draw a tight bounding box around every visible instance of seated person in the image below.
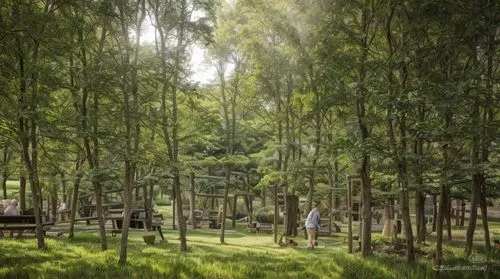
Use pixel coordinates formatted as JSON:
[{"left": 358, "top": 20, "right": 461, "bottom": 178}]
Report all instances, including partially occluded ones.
[
  {"left": 57, "top": 201, "right": 67, "bottom": 212},
  {"left": 4, "top": 199, "right": 21, "bottom": 216},
  {"left": 3, "top": 199, "right": 21, "bottom": 237}
]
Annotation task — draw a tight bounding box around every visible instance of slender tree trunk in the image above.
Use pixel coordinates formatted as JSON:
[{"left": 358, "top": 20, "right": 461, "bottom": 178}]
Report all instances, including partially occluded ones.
[
  {"left": 146, "top": 178, "right": 154, "bottom": 230},
  {"left": 382, "top": 199, "right": 393, "bottom": 237},
  {"left": 465, "top": 101, "right": 481, "bottom": 256},
  {"left": 119, "top": 161, "right": 134, "bottom": 264},
  {"left": 14, "top": 0, "right": 46, "bottom": 249},
  {"left": 50, "top": 188, "right": 57, "bottom": 221},
  {"left": 445, "top": 195, "right": 452, "bottom": 240},
  {"left": 69, "top": 158, "right": 83, "bottom": 238},
  {"left": 432, "top": 194, "right": 437, "bottom": 232},
  {"left": 118, "top": 0, "right": 145, "bottom": 264},
  {"left": 220, "top": 166, "right": 231, "bottom": 244},
  {"left": 152, "top": 0, "right": 187, "bottom": 250},
  {"left": 473, "top": 21, "right": 495, "bottom": 256},
  {"left": 20, "top": 171, "right": 26, "bottom": 211},
  {"left": 414, "top": 106, "right": 426, "bottom": 244},
  {"left": 479, "top": 184, "right": 491, "bottom": 253},
  {"left": 190, "top": 172, "right": 196, "bottom": 229},
  {"left": 1, "top": 147, "right": 8, "bottom": 199},
  {"left": 435, "top": 112, "right": 452, "bottom": 266},
  {"left": 357, "top": 0, "right": 372, "bottom": 257},
  {"left": 460, "top": 199, "right": 465, "bottom": 227},
  {"left": 173, "top": 172, "right": 187, "bottom": 250}
]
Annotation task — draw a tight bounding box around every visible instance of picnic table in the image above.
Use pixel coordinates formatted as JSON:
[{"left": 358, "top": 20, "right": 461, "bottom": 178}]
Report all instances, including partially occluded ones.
[
  {"left": 106, "top": 209, "right": 165, "bottom": 240},
  {"left": 0, "top": 215, "right": 54, "bottom": 238}
]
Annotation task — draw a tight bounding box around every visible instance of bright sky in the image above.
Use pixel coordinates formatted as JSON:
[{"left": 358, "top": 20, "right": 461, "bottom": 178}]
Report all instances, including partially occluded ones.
[{"left": 141, "top": 23, "right": 216, "bottom": 85}]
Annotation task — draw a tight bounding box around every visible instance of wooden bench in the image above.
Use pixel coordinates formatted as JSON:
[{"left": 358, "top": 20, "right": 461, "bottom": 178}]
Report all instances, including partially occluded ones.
[
  {"left": 107, "top": 212, "right": 165, "bottom": 240},
  {"left": 0, "top": 215, "right": 54, "bottom": 237},
  {"left": 74, "top": 216, "right": 99, "bottom": 222},
  {"left": 207, "top": 210, "right": 220, "bottom": 229},
  {"left": 257, "top": 222, "right": 273, "bottom": 233}
]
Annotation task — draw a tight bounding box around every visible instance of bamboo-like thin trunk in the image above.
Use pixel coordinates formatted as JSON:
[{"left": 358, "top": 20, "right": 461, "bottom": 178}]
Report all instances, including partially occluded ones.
[
  {"left": 69, "top": 159, "right": 83, "bottom": 238},
  {"left": 220, "top": 166, "right": 231, "bottom": 244}
]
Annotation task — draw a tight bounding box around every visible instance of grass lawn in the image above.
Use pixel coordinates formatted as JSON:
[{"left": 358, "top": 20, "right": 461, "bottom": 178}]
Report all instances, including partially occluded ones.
[
  {"left": 1, "top": 223, "right": 499, "bottom": 279},
  {"left": 0, "top": 198, "right": 498, "bottom": 278}
]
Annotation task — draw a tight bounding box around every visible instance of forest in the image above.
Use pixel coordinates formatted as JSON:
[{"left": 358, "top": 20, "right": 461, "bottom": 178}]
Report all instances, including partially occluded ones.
[{"left": 0, "top": 0, "right": 499, "bottom": 276}]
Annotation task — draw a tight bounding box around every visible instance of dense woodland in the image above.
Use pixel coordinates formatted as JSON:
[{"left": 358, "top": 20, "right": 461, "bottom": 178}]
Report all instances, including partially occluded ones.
[{"left": 0, "top": 0, "right": 499, "bottom": 267}]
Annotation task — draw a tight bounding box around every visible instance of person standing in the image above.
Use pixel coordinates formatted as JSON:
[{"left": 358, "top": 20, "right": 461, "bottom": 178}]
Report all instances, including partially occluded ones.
[{"left": 305, "top": 201, "right": 321, "bottom": 249}]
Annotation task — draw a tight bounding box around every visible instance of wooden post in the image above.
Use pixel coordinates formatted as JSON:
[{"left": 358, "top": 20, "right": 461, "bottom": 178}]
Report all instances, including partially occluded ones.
[
  {"left": 190, "top": 172, "right": 196, "bottom": 229},
  {"left": 274, "top": 184, "right": 278, "bottom": 243},
  {"left": 347, "top": 177, "right": 353, "bottom": 253}
]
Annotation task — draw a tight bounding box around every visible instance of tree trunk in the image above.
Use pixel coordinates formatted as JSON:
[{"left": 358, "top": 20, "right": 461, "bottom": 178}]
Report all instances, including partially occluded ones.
[
  {"left": 174, "top": 172, "right": 187, "bottom": 250},
  {"left": 50, "top": 188, "right": 57, "bottom": 221},
  {"left": 285, "top": 195, "right": 299, "bottom": 236},
  {"left": 465, "top": 99, "right": 481, "bottom": 257},
  {"left": 20, "top": 171, "right": 26, "bottom": 211},
  {"left": 415, "top": 191, "right": 426, "bottom": 243},
  {"left": 146, "top": 179, "right": 154, "bottom": 230},
  {"left": 445, "top": 195, "right": 452, "bottom": 240},
  {"left": 143, "top": 178, "right": 151, "bottom": 231},
  {"left": 347, "top": 179, "right": 353, "bottom": 253},
  {"left": 414, "top": 117, "right": 426, "bottom": 244},
  {"left": 69, "top": 159, "right": 83, "bottom": 238},
  {"left": 61, "top": 173, "right": 67, "bottom": 206},
  {"left": 432, "top": 194, "right": 437, "bottom": 232},
  {"left": 479, "top": 184, "right": 491, "bottom": 254},
  {"left": 460, "top": 199, "right": 465, "bottom": 227},
  {"left": 435, "top": 188, "right": 447, "bottom": 266},
  {"left": 220, "top": 166, "right": 231, "bottom": 244},
  {"left": 232, "top": 194, "right": 237, "bottom": 230},
  {"left": 274, "top": 184, "right": 279, "bottom": 243},
  {"left": 435, "top": 112, "right": 452, "bottom": 266},
  {"left": 94, "top": 182, "right": 107, "bottom": 250},
  {"left": 190, "top": 173, "right": 196, "bottom": 229},
  {"left": 119, "top": 161, "right": 134, "bottom": 264},
  {"left": 75, "top": 10, "right": 109, "bottom": 251},
  {"left": 357, "top": 0, "right": 372, "bottom": 257},
  {"left": 1, "top": 147, "right": 8, "bottom": 199},
  {"left": 382, "top": 199, "right": 393, "bottom": 237},
  {"left": 14, "top": 0, "right": 45, "bottom": 249},
  {"left": 118, "top": 0, "right": 145, "bottom": 264}
]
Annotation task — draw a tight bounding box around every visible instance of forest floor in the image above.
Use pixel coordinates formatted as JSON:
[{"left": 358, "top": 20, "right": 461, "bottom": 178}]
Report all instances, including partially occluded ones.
[
  {"left": 0, "top": 220, "right": 499, "bottom": 279},
  {"left": 2, "top": 185, "right": 499, "bottom": 278}
]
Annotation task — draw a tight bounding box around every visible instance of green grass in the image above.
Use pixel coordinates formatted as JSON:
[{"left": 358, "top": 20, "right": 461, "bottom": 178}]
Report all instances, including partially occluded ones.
[
  {"left": 1, "top": 225, "right": 499, "bottom": 279},
  {"left": 1, "top": 198, "right": 498, "bottom": 278}
]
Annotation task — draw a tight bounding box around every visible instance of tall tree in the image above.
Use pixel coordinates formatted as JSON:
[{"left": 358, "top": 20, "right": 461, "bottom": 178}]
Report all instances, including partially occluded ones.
[{"left": 117, "top": 0, "right": 146, "bottom": 264}]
